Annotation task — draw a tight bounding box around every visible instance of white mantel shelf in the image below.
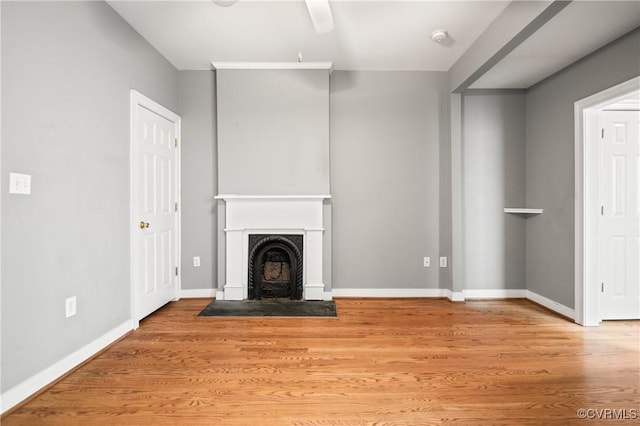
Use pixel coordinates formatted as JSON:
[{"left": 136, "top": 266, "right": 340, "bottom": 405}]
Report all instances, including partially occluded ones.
[
  {"left": 504, "top": 208, "right": 544, "bottom": 214},
  {"left": 215, "top": 194, "right": 331, "bottom": 201}
]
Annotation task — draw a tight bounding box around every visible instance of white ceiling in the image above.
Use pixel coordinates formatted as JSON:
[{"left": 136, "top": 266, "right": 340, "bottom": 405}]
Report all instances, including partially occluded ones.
[
  {"left": 107, "top": 0, "right": 640, "bottom": 88},
  {"left": 471, "top": 1, "right": 640, "bottom": 89},
  {"left": 107, "top": 0, "right": 510, "bottom": 71}
]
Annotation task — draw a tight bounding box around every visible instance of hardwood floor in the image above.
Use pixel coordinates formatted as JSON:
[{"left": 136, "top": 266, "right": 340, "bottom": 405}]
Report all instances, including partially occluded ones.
[{"left": 3, "top": 298, "right": 639, "bottom": 425}]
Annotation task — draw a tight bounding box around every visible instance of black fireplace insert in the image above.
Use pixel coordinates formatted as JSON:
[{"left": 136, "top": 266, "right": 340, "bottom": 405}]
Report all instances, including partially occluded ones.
[{"left": 247, "top": 234, "right": 303, "bottom": 300}]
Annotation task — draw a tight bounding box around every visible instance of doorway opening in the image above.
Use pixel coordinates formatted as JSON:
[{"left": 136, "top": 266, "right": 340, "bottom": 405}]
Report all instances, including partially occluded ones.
[{"left": 574, "top": 76, "right": 639, "bottom": 326}]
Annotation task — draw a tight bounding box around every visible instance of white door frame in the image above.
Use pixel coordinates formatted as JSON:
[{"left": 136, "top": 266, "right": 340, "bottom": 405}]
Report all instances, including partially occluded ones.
[
  {"left": 574, "top": 76, "right": 639, "bottom": 326},
  {"left": 130, "top": 90, "right": 181, "bottom": 329}
]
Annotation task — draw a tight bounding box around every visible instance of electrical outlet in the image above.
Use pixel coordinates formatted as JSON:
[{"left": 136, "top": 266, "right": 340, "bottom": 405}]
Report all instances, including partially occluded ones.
[
  {"left": 440, "top": 257, "right": 448, "bottom": 268},
  {"left": 65, "top": 296, "right": 77, "bottom": 318},
  {"left": 9, "top": 173, "right": 31, "bottom": 195},
  {"left": 193, "top": 256, "right": 201, "bottom": 267},
  {"left": 423, "top": 257, "right": 430, "bottom": 267}
]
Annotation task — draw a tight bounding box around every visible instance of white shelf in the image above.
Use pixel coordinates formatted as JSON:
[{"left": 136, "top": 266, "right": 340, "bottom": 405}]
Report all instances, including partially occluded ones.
[{"left": 504, "top": 208, "right": 544, "bottom": 214}]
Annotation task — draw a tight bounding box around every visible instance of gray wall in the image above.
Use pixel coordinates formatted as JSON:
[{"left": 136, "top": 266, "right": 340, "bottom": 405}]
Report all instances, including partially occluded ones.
[
  {"left": 216, "top": 69, "right": 330, "bottom": 195},
  {"left": 462, "top": 91, "right": 526, "bottom": 290},
  {"left": 330, "top": 71, "right": 447, "bottom": 289},
  {"left": 186, "top": 70, "right": 449, "bottom": 292},
  {"left": 525, "top": 29, "right": 640, "bottom": 308},
  {"left": 1, "top": 1, "right": 178, "bottom": 392},
  {"left": 214, "top": 68, "right": 332, "bottom": 294},
  {"left": 178, "top": 71, "right": 216, "bottom": 291}
]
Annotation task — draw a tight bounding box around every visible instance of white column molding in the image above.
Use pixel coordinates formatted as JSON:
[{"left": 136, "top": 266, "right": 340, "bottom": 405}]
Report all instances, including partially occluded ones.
[
  {"left": 223, "top": 229, "right": 245, "bottom": 300},
  {"left": 304, "top": 229, "right": 325, "bottom": 300}
]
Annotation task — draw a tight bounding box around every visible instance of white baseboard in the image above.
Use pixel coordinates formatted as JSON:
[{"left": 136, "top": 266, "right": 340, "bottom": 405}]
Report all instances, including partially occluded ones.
[
  {"left": 332, "top": 288, "right": 448, "bottom": 298},
  {"left": 463, "top": 289, "right": 527, "bottom": 299},
  {"left": 0, "top": 320, "right": 133, "bottom": 415},
  {"left": 447, "top": 290, "right": 465, "bottom": 302},
  {"left": 526, "top": 290, "right": 575, "bottom": 320},
  {"left": 182, "top": 287, "right": 573, "bottom": 319},
  {"left": 180, "top": 288, "right": 217, "bottom": 298},
  {"left": 179, "top": 287, "right": 573, "bottom": 319},
  {"left": 304, "top": 283, "right": 326, "bottom": 300}
]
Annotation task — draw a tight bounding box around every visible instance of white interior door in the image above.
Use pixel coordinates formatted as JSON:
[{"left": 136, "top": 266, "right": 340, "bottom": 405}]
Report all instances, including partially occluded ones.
[
  {"left": 131, "top": 91, "right": 181, "bottom": 323},
  {"left": 600, "top": 110, "right": 639, "bottom": 320}
]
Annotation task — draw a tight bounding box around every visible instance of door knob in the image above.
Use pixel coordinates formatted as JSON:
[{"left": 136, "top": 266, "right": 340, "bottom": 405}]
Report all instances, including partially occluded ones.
[{"left": 139, "top": 221, "right": 150, "bottom": 229}]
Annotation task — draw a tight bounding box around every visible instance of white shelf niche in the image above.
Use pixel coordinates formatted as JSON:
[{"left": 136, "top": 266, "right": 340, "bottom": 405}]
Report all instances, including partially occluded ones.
[{"left": 504, "top": 208, "right": 544, "bottom": 214}]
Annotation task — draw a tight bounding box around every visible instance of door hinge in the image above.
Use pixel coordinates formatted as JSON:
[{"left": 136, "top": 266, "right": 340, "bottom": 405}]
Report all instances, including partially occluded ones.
[
  {"left": 174, "top": 138, "right": 178, "bottom": 148},
  {"left": 175, "top": 267, "right": 179, "bottom": 276},
  {"left": 601, "top": 128, "right": 604, "bottom": 139},
  {"left": 174, "top": 202, "right": 178, "bottom": 212},
  {"left": 601, "top": 205, "right": 604, "bottom": 216},
  {"left": 601, "top": 282, "right": 604, "bottom": 293}
]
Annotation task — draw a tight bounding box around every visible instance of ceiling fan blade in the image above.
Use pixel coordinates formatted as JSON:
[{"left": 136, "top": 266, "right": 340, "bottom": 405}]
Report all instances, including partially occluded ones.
[
  {"left": 304, "top": 0, "right": 334, "bottom": 34},
  {"left": 212, "top": 0, "right": 238, "bottom": 6}
]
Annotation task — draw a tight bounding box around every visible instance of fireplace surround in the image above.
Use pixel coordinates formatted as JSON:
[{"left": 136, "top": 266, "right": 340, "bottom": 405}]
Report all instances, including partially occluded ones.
[{"left": 215, "top": 195, "right": 330, "bottom": 301}]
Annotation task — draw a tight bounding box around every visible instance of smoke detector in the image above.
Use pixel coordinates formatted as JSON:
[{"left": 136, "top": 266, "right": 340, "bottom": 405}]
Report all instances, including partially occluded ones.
[{"left": 431, "top": 30, "right": 448, "bottom": 43}]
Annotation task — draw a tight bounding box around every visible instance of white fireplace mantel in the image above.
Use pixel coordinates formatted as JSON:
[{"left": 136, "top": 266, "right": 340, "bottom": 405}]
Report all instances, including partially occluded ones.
[
  {"left": 215, "top": 194, "right": 331, "bottom": 301},
  {"left": 215, "top": 194, "right": 331, "bottom": 201}
]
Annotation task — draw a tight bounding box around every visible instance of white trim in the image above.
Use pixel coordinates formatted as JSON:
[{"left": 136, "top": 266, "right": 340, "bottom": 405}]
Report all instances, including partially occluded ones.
[
  {"left": 180, "top": 288, "right": 217, "bottom": 298},
  {"left": 227, "top": 228, "right": 325, "bottom": 232},
  {"left": 574, "top": 76, "right": 640, "bottom": 326},
  {"left": 447, "top": 290, "right": 465, "bottom": 302},
  {"left": 0, "top": 320, "right": 132, "bottom": 415},
  {"left": 223, "top": 283, "right": 244, "bottom": 301},
  {"left": 463, "top": 289, "right": 526, "bottom": 299},
  {"left": 526, "top": 290, "right": 575, "bottom": 320},
  {"left": 450, "top": 93, "right": 465, "bottom": 299},
  {"left": 503, "top": 208, "right": 543, "bottom": 214},
  {"left": 130, "top": 90, "right": 182, "bottom": 330},
  {"left": 218, "top": 197, "right": 326, "bottom": 301},
  {"left": 211, "top": 62, "right": 333, "bottom": 72},
  {"left": 292, "top": 288, "right": 576, "bottom": 320},
  {"left": 332, "top": 288, "right": 448, "bottom": 298},
  {"left": 215, "top": 194, "right": 331, "bottom": 201},
  {"left": 304, "top": 283, "right": 327, "bottom": 300}
]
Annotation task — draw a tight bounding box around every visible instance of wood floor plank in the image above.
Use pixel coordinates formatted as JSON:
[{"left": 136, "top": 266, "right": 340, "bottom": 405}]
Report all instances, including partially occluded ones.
[{"left": 2, "top": 298, "right": 638, "bottom": 425}]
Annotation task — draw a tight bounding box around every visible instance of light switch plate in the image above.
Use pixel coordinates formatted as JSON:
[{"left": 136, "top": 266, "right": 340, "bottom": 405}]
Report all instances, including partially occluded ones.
[
  {"left": 440, "top": 257, "right": 448, "bottom": 268},
  {"left": 65, "top": 296, "right": 77, "bottom": 318},
  {"left": 423, "top": 257, "right": 430, "bottom": 267},
  {"left": 9, "top": 173, "right": 32, "bottom": 195}
]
